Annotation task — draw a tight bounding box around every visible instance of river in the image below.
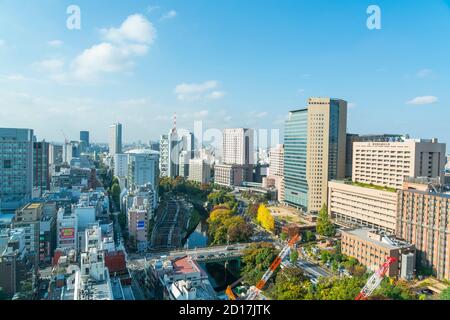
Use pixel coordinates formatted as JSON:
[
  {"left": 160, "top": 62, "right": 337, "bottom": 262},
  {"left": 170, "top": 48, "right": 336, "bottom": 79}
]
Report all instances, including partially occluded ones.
[{"left": 183, "top": 218, "right": 239, "bottom": 292}]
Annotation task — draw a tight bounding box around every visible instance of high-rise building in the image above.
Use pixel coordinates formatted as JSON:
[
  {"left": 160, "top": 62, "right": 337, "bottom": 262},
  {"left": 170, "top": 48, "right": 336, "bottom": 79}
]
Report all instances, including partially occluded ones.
[
  {"left": 179, "top": 151, "right": 191, "bottom": 178},
  {"left": 127, "top": 150, "right": 159, "bottom": 208},
  {"left": 0, "top": 128, "right": 34, "bottom": 213},
  {"left": 80, "top": 131, "right": 90, "bottom": 147},
  {"left": 352, "top": 139, "right": 446, "bottom": 189},
  {"left": 109, "top": 123, "right": 123, "bottom": 155},
  {"left": 222, "top": 128, "right": 254, "bottom": 166},
  {"left": 159, "top": 135, "right": 169, "bottom": 178},
  {"left": 283, "top": 98, "right": 347, "bottom": 213},
  {"left": 284, "top": 109, "right": 308, "bottom": 209},
  {"left": 63, "top": 141, "right": 80, "bottom": 164},
  {"left": 306, "top": 98, "right": 347, "bottom": 213},
  {"left": 113, "top": 154, "right": 129, "bottom": 178},
  {"left": 167, "top": 128, "right": 180, "bottom": 178},
  {"left": 268, "top": 144, "right": 284, "bottom": 201},
  {"left": 49, "top": 143, "right": 63, "bottom": 165},
  {"left": 396, "top": 178, "right": 450, "bottom": 280},
  {"left": 345, "top": 134, "right": 407, "bottom": 178},
  {"left": 33, "top": 141, "right": 50, "bottom": 194}
]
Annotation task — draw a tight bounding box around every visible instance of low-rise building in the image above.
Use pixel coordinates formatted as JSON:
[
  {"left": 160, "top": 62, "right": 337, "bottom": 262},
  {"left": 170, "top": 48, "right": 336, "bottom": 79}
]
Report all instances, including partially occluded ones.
[
  {"left": 341, "top": 228, "right": 415, "bottom": 279},
  {"left": 148, "top": 256, "right": 216, "bottom": 300},
  {"left": 56, "top": 208, "right": 78, "bottom": 254},
  {"left": 328, "top": 180, "right": 398, "bottom": 234},
  {"left": 189, "top": 158, "right": 211, "bottom": 184},
  {"left": 214, "top": 164, "right": 245, "bottom": 187}
]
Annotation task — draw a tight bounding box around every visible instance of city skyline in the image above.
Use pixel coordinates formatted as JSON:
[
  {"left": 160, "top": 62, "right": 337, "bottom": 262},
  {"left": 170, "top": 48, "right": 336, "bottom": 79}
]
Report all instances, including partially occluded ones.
[{"left": 1, "top": 0, "right": 450, "bottom": 145}]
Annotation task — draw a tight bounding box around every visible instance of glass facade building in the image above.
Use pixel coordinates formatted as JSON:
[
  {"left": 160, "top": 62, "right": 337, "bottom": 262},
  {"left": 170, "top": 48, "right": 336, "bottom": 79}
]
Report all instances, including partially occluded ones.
[
  {"left": 0, "top": 128, "right": 34, "bottom": 213},
  {"left": 283, "top": 109, "right": 309, "bottom": 210}
]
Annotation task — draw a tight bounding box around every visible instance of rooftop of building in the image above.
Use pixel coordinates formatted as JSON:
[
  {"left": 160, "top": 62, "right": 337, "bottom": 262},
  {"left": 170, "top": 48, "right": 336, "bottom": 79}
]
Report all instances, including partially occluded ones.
[
  {"left": 334, "top": 180, "right": 397, "bottom": 193},
  {"left": 342, "top": 228, "right": 413, "bottom": 250},
  {"left": 24, "top": 202, "right": 43, "bottom": 210},
  {"left": 173, "top": 256, "right": 200, "bottom": 275}
]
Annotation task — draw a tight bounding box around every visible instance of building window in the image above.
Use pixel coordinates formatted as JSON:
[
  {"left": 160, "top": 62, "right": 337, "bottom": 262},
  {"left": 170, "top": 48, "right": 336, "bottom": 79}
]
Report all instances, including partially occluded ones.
[{"left": 4, "top": 159, "right": 12, "bottom": 169}]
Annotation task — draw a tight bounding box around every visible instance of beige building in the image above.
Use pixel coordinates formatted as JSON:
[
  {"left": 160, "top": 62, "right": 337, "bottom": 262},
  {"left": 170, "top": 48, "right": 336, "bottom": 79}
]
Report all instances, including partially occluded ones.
[
  {"left": 188, "top": 158, "right": 211, "bottom": 184},
  {"left": 268, "top": 144, "right": 285, "bottom": 201},
  {"left": 214, "top": 164, "right": 244, "bottom": 187},
  {"left": 397, "top": 178, "right": 450, "bottom": 280},
  {"left": 222, "top": 128, "right": 254, "bottom": 166},
  {"left": 341, "top": 228, "right": 415, "bottom": 278},
  {"left": 12, "top": 202, "right": 43, "bottom": 266},
  {"left": 328, "top": 180, "right": 398, "bottom": 234},
  {"left": 305, "top": 98, "right": 347, "bottom": 213},
  {"left": 352, "top": 139, "right": 446, "bottom": 190}
]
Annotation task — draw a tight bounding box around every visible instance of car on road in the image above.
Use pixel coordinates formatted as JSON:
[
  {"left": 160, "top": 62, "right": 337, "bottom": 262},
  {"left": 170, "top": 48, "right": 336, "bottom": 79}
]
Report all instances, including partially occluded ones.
[
  {"left": 198, "top": 255, "right": 205, "bottom": 259},
  {"left": 226, "top": 246, "right": 237, "bottom": 251},
  {"left": 207, "top": 254, "right": 215, "bottom": 258},
  {"left": 219, "top": 253, "right": 226, "bottom": 257}
]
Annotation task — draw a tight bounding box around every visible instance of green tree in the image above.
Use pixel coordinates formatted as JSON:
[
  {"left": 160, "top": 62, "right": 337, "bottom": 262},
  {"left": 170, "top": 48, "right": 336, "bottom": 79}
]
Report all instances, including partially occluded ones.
[
  {"left": 440, "top": 286, "right": 450, "bottom": 300},
  {"left": 207, "top": 207, "right": 253, "bottom": 245},
  {"left": 316, "top": 204, "right": 335, "bottom": 237},
  {"left": 280, "top": 232, "right": 288, "bottom": 241},
  {"left": 242, "top": 243, "right": 279, "bottom": 286},
  {"left": 303, "top": 231, "right": 316, "bottom": 243},
  {"left": 290, "top": 250, "right": 299, "bottom": 264},
  {"left": 270, "top": 267, "right": 310, "bottom": 300},
  {"left": 110, "top": 183, "right": 121, "bottom": 210},
  {"left": 374, "top": 279, "right": 414, "bottom": 300},
  {"left": 312, "top": 276, "right": 367, "bottom": 300}
]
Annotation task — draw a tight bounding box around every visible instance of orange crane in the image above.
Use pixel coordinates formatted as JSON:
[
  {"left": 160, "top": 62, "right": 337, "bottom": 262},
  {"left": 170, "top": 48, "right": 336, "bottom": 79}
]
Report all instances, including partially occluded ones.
[
  {"left": 226, "top": 234, "right": 300, "bottom": 300},
  {"left": 355, "top": 256, "right": 397, "bottom": 300}
]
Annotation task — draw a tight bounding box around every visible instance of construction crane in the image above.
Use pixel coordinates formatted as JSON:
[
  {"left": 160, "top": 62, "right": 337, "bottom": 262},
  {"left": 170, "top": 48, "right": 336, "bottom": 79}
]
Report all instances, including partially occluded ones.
[
  {"left": 226, "top": 234, "right": 300, "bottom": 301},
  {"left": 225, "top": 277, "right": 244, "bottom": 300},
  {"left": 355, "top": 256, "right": 397, "bottom": 300}
]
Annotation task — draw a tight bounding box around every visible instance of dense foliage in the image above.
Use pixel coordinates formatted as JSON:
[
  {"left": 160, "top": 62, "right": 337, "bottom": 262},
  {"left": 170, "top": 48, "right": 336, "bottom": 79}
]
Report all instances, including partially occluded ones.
[
  {"left": 269, "top": 267, "right": 310, "bottom": 300},
  {"left": 316, "top": 204, "right": 335, "bottom": 237},
  {"left": 241, "top": 242, "right": 280, "bottom": 286},
  {"left": 207, "top": 205, "right": 252, "bottom": 245},
  {"left": 256, "top": 204, "right": 275, "bottom": 232},
  {"left": 440, "top": 286, "right": 450, "bottom": 300},
  {"left": 159, "top": 177, "right": 212, "bottom": 201}
]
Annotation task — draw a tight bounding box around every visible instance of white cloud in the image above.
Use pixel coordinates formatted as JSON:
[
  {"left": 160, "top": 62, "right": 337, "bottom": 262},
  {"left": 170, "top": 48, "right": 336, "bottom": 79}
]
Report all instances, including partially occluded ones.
[
  {"left": 101, "top": 14, "right": 156, "bottom": 45},
  {"left": 160, "top": 10, "right": 177, "bottom": 21},
  {"left": 406, "top": 96, "right": 438, "bottom": 105},
  {"left": 72, "top": 43, "right": 131, "bottom": 80},
  {"left": 175, "top": 80, "right": 226, "bottom": 101},
  {"left": 33, "top": 14, "right": 156, "bottom": 83},
  {"left": 348, "top": 102, "right": 357, "bottom": 109},
  {"left": 146, "top": 6, "right": 160, "bottom": 14},
  {"left": 0, "top": 39, "right": 5, "bottom": 47},
  {"left": 47, "top": 40, "right": 64, "bottom": 47},
  {"left": 416, "top": 68, "right": 433, "bottom": 78},
  {"left": 207, "top": 91, "right": 226, "bottom": 100},
  {"left": 34, "top": 59, "right": 65, "bottom": 73},
  {"left": 297, "top": 89, "right": 305, "bottom": 95}
]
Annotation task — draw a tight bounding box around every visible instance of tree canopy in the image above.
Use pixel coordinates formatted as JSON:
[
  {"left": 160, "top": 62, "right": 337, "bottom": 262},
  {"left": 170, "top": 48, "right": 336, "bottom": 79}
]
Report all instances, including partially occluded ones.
[
  {"left": 207, "top": 206, "right": 252, "bottom": 245},
  {"left": 241, "top": 242, "right": 279, "bottom": 286},
  {"left": 316, "top": 204, "right": 335, "bottom": 237},
  {"left": 269, "top": 267, "right": 310, "bottom": 300},
  {"left": 257, "top": 204, "right": 275, "bottom": 232}
]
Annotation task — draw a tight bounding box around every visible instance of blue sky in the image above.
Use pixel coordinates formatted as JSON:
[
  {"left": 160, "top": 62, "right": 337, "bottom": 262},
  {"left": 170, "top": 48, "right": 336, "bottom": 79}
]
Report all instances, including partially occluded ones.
[{"left": 0, "top": 0, "right": 449, "bottom": 146}]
